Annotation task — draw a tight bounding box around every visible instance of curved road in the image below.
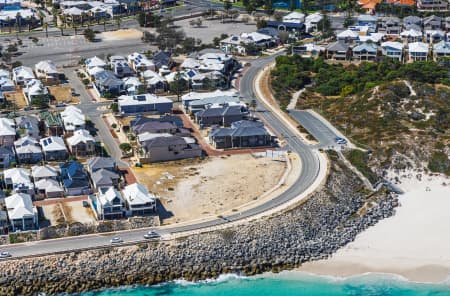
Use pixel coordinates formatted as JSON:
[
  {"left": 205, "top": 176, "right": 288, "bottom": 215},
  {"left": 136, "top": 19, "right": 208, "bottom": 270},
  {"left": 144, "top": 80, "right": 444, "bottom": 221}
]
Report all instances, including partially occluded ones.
[{"left": 1, "top": 54, "right": 322, "bottom": 258}]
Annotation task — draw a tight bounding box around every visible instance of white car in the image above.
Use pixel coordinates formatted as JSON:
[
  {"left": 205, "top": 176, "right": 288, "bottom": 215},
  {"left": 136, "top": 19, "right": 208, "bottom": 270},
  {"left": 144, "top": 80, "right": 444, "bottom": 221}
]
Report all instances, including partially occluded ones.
[
  {"left": 0, "top": 251, "right": 11, "bottom": 258},
  {"left": 143, "top": 231, "right": 160, "bottom": 240},
  {"left": 110, "top": 237, "right": 123, "bottom": 244}
]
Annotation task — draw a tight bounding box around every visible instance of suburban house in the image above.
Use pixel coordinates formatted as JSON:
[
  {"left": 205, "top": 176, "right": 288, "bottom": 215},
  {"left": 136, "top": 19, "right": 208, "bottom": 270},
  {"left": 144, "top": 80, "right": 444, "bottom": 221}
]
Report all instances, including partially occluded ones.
[
  {"left": 195, "top": 105, "right": 248, "bottom": 127},
  {"left": 220, "top": 32, "right": 278, "bottom": 55},
  {"left": 433, "top": 41, "right": 450, "bottom": 60},
  {"left": 326, "top": 40, "right": 350, "bottom": 60},
  {"left": 381, "top": 41, "right": 404, "bottom": 61},
  {"left": 118, "top": 94, "right": 173, "bottom": 115},
  {"left": 5, "top": 193, "right": 37, "bottom": 231},
  {"left": 31, "top": 165, "right": 59, "bottom": 182},
  {"left": 40, "top": 136, "right": 68, "bottom": 161},
  {"left": 14, "top": 136, "right": 43, "bottom": 164},
  {"left": 195, "top": 51, "right": 238, "bottom": 75},
  {"left": 352, "top": 42, "right": 379, "bottom": 61},
  {"left": 122, "top": 183, "right": 156, "bottom": 215},
  {"left": 3, "top": 168, "right": 34, "bottom": 196},
  {"left": 182, "top": 89, "right": 239, "bottom": 110},
  {"left": 85, "top": 56, "right": 107, "bottom": 77},
  {"left": 400, "top": 28, "right": 423, "bottom": 42},
  {"left": 336, "top": 29, "right": 360, "bottom": 42},
  {"left": 132, "top": 120, "right": 178, "bottom": 135},
  {"left": 282, "top": 11, "right": 305, "bottom": 23},
  {"left": 34, "top": 178, "right": 64, "bottom": 198},
  {"left": 109, "top": 56, "right": 133, "bottom": 78},
  {"left": 35, "top": 60, "right": 60, "bottom": 85},
  {"left": 186, "top": 95, "right": 241, "bottom": 114},
  {"left": 86, "top": 157, "right": 117, "bottom": 174},
  {"left": 0, "top": 69, "right": 9, "bottom": 79},
  {"left": 12, "top": 66, "right": 35, "bottom": 85},
  {"left": 417, "top": 0, "right": 448, "bottom": 11},
  {"left": 0, "top": 146, "right": 15, "bottom": 169},
  {"left": 423, "top": 15, "right": 442, "bottom": 30},
  {"left": 378, "top": 16, "right": 401, "bottom": 35},
  {"left": 292, "top": 43, "right": 325, "bottom": 58},
  {"left": 0, "top": 117, "right": 16, "bottom": 146},
  {"left": 66, "top": 129, "right": 96, "bottom": 157},
  {"left": 137, "top": 135, "right": 202, "bottom": 163},
  {"left": 60, "top": 160, "right": 91, "bottom": 196},
  {"left": 0, "top": 76, "right": 15, "bottom": 92},
  {"left": 403, "top": 16, "right": 422, "bottom": 29},
  {"left": 94, "top": 187, "right": 125, "bottom": 220},
  {"left": 60, "top": 105, "right": 86, "bottom": 133},
  {"left": 23, "top": 79, "right": 49, "bottom": 105},
  {"left": 209, "top": 120, "right": 273, "bottom": 149},
  {"left": 40, "top": 111, "right": 64, "bottom": 136},
  {"left": 425, "top": 30, "right": 445, "bottom": 43},
  {"left": 357, "top": 14, "right": 378, "bottom": 32},
  {"left": 152, "top": 51, "right": 173, "bottom": 70},
  {"left": 304, "top": 13, "right": 323, "bottom": 32},
  {"left": 91, "top": 168, "right": 120, "bottom": 191},
  {"left": 408, "top": 42, "right": 429, "bottom": 61},
  {"left": 94, "top": 70, "right": 125, "bottom": 97},
  {"left": 123, "top": 76, "right": 145, "bottom": 95},
  {"left": 140, "top": 70, "right": 167, "bottom": 93},
  {"left": 127, "top": 52, "right": 155, "bottom": 72},
  {"left": 15, "top": 115, "right": 40, "bottom": 139}
]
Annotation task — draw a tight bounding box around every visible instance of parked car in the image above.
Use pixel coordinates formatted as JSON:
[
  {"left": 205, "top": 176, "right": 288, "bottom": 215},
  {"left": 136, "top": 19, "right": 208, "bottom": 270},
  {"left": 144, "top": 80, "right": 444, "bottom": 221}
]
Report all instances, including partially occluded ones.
[
  {"left": 110, "top": 237, "right": 123, "bottom": 244},
  {"left": 23, "top": 106, "right": 33, "bottom": 111},
  {"left": 82, "top": 200, "right": 89, "bottom": 207},
  {"left": 0, "top": 251, "right": 11, "bottom": 258},
  {"left": 143, "top": 231, "right": 160, "bottom": 239},
  {"left": 335, "top": 137, "right": 347, "bottom": 145},
  {"left": 55, "top": 102, "right": 66, "bottom": 107},
  {"left": 70, "top": 89, "right": 78, "bottom": 96}
]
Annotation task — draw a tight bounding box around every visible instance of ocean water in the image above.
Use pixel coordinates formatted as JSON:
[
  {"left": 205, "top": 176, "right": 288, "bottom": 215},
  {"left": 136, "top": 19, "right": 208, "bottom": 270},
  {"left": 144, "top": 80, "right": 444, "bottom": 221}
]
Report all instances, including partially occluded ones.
[{"left": 79, "top": 271, "right": 450, "bottom": 296}]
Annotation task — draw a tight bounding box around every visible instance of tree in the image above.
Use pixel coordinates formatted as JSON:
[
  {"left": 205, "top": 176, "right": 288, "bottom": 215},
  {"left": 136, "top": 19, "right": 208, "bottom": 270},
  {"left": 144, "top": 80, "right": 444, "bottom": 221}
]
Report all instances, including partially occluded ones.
[
  {"left": 83, "top": 28, "right": 96, "bottom": 42},
  {"left": 43, "top": 22, "right": 48, "bottom": 38},
  {"left": 223, "top": 0, "right": 232, "bottom": 12},
  {"left": 273, "top": 11, "right": 283, "bottom": 22},
  {"left": 169, "top": 71, "right": 188, "bottom": 101},
  {"left": 264, "top": 0, "right": 274, "bottom": 16},
  {"left": 142, "top": 31, "right": 156, "bottom": 43},
  {"left": 119, "top": 143, "right": 132, "bottom": 154},
  {"left": 15, "top": 12, "right": 21, "bottom": 33},
  {"left": 278, "top": 31, "right": 289, "bottom": 44},
  {"left": 256, "top": 19, "right": 267, "bottom": 29}
]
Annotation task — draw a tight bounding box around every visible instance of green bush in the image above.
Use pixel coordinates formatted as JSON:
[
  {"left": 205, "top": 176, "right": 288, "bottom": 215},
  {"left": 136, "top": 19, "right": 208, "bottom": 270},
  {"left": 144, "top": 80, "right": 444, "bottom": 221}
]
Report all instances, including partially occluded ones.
[
  {"left": 428, "top": 151, "right": 450, "bottom": 175},
  {"left": 346, "top": 149, "right": 378, "bottom": 184}
]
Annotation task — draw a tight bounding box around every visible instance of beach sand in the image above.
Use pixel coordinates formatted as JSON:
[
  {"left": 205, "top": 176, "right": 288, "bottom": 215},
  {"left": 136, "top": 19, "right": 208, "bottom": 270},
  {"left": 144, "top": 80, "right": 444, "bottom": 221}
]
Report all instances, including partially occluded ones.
[{"left": 299, "top": 170, "right": 450, "bottom": 283}]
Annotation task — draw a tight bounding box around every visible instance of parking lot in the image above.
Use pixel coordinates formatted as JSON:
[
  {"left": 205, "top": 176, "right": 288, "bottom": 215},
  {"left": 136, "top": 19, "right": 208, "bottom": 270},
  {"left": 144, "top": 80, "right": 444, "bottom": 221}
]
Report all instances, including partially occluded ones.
[{"left": 174, "top": 18, "right": 257, "bottom": 44}]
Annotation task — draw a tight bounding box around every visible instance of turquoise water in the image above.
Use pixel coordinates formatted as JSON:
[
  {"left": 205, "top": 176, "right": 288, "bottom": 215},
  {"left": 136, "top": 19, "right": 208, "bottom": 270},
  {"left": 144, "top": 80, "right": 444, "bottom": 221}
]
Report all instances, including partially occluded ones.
[{"left": 80, "top": 272, "right": 450, "bottom": 296}]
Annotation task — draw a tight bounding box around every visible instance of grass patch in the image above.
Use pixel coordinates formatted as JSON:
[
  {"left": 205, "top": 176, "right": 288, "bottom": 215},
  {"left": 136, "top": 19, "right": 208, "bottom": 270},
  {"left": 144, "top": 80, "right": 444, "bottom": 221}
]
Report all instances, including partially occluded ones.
[{"left": 345, "top": 149, "right": 378, "bottom": 184}]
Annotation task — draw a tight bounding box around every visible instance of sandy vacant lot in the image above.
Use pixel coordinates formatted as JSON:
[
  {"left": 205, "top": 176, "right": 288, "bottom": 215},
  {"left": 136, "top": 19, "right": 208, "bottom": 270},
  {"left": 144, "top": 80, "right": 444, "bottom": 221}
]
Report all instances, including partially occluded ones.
[
  {"left": 133, "top": 154, "right": 286, "bottom": 224},
  {"left": 40, "top": 201, "right": 97, "bottom": 226},
  {"left": 100, "top": 29, "right": 143, "bottom": 41},
  {"left": 5, "top": 91, "right": 28, "bottom": 109},
  {"left": 48, "top": 85, "right": 80, "bottom": 104}
]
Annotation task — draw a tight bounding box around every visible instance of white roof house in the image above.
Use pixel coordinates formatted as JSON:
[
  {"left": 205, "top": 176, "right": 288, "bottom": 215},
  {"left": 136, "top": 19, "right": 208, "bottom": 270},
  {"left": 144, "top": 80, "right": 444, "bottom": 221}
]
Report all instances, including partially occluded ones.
[
  {"left": 63, "top": 6, "right": 84, "bottom": 16},
  {"left": 35, "top": 60, "right": 59, "bottom": 78},
  {"left": 61, "top": 105, "right": 86, "bottom": 132},
  {"left": 23, "top": 79, "right": 49, "bottom": 104},
  {"left": 31, "top": 165, "right": 59, "bottom": 180},
  {"left": 0, "top": 117, "right": 16, "bottom": 137},
  {"left": 0, "top": 77, "right": 15, "bottom": 91},
  {"left": 400, "top": 29, "right": 422, "bottom": 42},
  {"left": 408, "top": 42, "right": 429, "bottom": 61},
  {"left": 3, "top": 168, "right": 34, "bottom": 195},
  {"left": 283, "top": 11, "right": 305, "bottom": 23},
  {"left": 305, "top": 13, "right": 323, "bottom": 32},
  {"left": 87, "top": 66, "right": 105, "bottom": 77},
  {"left": 381, "top": 41, "right": 404, "bottom": 51},
  {"left": 66, "top": 129, "right": 95, "bottom": 146},
  {"left": 337, "top": 29, "right": 360, "bottom": 41},
  {"left": 180, "top": 58, "right": 201, "bottom": 70},
  {"left": 85, "top": 56, "right": 107, "bottom": 70},
  {"left": 40, "top": 136, "right": 67, "bottom": 152},
  {"left": 118, "top": 93, "right": 172, "bottom": 107},
  {"left": 358, "top": 32, "right": 385, "bottom": 43},
  {"left": 0, "top": 69, "right": 10, "bottom": 79},
  {"left": 5, "top": 193, "right": 36, "bottom": 231},
  {"left": 34, "top": 178, "right": 64, "bottom": 197},
  {"left": 12, "top": 66, "right": 35, "bottom": 84},
  {"left": 123, "top": 76, "right": 144, "bottom": 94},
  {"left": 127, "top": 52, "right": 155, "bottom": 71},
  {"left": 122, "top": 183, "right": 156, "bottom": 214}
]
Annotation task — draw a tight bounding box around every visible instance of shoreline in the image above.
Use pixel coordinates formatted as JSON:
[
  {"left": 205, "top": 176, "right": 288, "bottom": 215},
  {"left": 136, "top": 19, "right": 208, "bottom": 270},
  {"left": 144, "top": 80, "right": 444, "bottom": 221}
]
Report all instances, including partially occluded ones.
[{"left": 298, "top": 169, "right": 450, "bottom": 284}]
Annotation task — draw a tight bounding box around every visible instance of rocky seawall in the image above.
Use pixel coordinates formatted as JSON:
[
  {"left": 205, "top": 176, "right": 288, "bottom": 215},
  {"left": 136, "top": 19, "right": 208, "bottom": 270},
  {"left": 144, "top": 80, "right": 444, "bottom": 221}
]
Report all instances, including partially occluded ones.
[{"left": 0, "top": 157, "right": 398, "bottom": 295}]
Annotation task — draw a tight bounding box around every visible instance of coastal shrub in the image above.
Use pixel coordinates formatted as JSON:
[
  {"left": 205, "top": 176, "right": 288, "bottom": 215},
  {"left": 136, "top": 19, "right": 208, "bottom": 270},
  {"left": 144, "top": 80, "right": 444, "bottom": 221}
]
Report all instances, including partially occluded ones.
[
  {"left": 428, "top": 151, "right": 450, "bottom": 175},
  {"left": 345, "top": 149, "right": 378, "bottom": 184}
]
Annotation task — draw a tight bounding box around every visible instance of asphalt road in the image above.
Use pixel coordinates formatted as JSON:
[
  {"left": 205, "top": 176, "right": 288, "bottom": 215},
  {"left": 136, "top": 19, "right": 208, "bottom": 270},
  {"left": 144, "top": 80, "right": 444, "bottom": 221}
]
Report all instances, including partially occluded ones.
[
  {"left": 289, "top": 110, "right": 343, "bottom": 149},
  {"left": 0, "top": 53, "right": 326, "bottom": 258}
]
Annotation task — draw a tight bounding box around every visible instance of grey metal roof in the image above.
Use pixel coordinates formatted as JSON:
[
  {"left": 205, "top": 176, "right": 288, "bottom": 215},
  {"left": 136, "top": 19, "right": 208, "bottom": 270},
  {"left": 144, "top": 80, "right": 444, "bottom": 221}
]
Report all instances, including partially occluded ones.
[
  {"left": 92, "top": 169, "right": 119, "bottom": 186},
  {"left": 133, "top": 121, "right": 177, "bottom": 134},
  {"left": 86, "top": 157, "right": 116, "bottom": 172},
  {"left": 142, "top": 135, "right": 187, "bottom": 148},
  {"left": 327, "top": 40, "right": 349, "bottom": 52},
  {"left": 231, "top": 120, "right": 264, "bottom": 129}
]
